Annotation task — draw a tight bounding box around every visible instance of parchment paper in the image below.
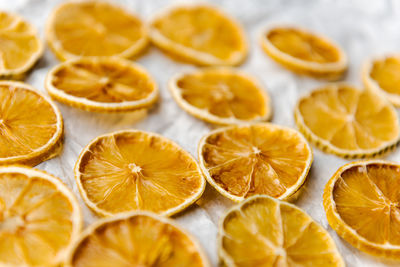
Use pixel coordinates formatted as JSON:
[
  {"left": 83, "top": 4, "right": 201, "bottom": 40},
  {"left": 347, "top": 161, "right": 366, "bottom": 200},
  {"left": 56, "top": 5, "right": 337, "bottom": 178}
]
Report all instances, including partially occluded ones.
[{"left": 2, "top": 0, "right": 400, "bottom": 266}]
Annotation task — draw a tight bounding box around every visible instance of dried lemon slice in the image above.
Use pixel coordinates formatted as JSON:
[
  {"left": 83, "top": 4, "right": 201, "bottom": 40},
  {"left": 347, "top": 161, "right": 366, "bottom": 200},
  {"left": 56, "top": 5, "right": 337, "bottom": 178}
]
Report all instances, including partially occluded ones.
[
  {"left": 64, "top": 211, "right": 210, "bottom": 267},
  {"left": 0, "top": 166, "right": 82, "bottom": 266},
  {"left": 0, "top": 11, "right": 43, "bottom": 79},
  {"left": 198, "top": 123, "right": 312, "bottom": 202},
  {"left": 363, "top": 55, "right": 400, "bottom": 107},
  {"left": 0, "top": 81, "right": 63, "bottom": 166},
  {"left": 75, "top": 130, "right": 206, "bottom": 217},
  {"left": 149, "top": 4, "right": 247, "bottom": 66},
  {"left": 219, "top": 195, "right": 344, "bottom": 267},
  {"left": 46, "top": 1, "right": 148, "bottom": 61},
  {"left": 45, "top": 57, "right": 158, "bottom": 112},
  {"left": 260, "top": 26, "right": 347, "bottom": 80},
  {"left": 295, "top": 84, "right": 400, "bottom": 158},
  {"left": 324, "top": 160, "right": 400, "bottom": 259},
  {"left": 169, "top": 68, "right": 271, "bottom": 125}
]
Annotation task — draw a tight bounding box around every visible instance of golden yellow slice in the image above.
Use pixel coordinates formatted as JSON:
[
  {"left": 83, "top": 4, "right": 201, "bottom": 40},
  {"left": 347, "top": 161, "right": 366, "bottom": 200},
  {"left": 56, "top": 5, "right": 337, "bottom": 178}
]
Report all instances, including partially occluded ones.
[
  {"left": 0, "top": 166, "right": 82, "bottom": 266},
  {"left": 0, "top": 81, "right": 63, "bottom": 166},
  {"left": 169, "top": 68, "right": 271, "bottom": 125},
  {"left": 363, "top": 55, "right": 400, "bottom": 107},
  {"left": 295, "top": 84, "right": 400, "bottom": 158},
  {"left": 260, "top": 26, "right": 347, "bottom": 80},
  {"left": 75, "top": 130, "right": 206, "bottom": 217},
  {"left": 0, "top": 11, "right": 43, "bottom": 79},
  {"left": 149, "top": 4, "right": 247, "bottom": 66},
  {"left": 45, "top": 57, "right": 158, "bottom": 112},
  {"left": 219, "top": 195, "right": 344, "bottom": 267},
  {"left": 198, "top": 123, "right": 312, "bottom": 202},
  {"left": 64, "top": 211, "right": 210, "bottom": 267},
  {"left": 324, "top": 160, "right": 400, "bottom": 259},
  {"left": 46, "top": 1, "right": 148, "bottom": 61}
]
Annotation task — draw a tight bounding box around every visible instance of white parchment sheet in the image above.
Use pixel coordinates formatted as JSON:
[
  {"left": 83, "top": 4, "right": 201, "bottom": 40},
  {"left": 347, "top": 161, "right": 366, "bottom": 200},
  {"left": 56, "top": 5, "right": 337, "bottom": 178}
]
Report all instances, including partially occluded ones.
[{"left": 2, "top": 0, "right": 400, "bottom": 266}]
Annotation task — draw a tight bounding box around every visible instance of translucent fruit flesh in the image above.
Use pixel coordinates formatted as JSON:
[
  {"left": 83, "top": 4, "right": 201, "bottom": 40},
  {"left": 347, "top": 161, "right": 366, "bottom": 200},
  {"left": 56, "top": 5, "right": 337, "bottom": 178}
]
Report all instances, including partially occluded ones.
[{"left": 370, "top": 57, "right": 400, "bottom": 95}]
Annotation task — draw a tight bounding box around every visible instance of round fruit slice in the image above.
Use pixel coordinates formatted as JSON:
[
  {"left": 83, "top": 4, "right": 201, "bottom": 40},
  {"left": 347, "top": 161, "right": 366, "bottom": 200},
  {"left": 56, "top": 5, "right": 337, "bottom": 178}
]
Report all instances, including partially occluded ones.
[
  {"left": 295, "top": 84, "right": 400, "bottom": 158},
  {"left": 198, "top": 123, "right": 312, "bottom": 202},
  {"left": 169, "top": 68, "right": 271, "bottom": 125},
  {"left": 45, "top": 57, "right": 158, "bottom": 112},
  {"left": 0, "top": 166, "right": 82, "bottom": 266},
  {"left": 324, "top": 160, "right": 400, "bottom": 259},
  {"left": 0, "top": 81, "right": 63, "bottom": 166},
  {"left": 75, "top": 130, "right": 206, "bottom": 217},
  {"left": 0, "top": 11, "right": 44, "bottom": 79},
  {"left": 149, "top": 4, "right": 247, "bottom": 66},
  {"left": 219, "top": 195, "right": 344, "bottom": 267},
  {"left": 363, "top": 55, "right": 400, "bottom": 107},
  {"left": 64, "top": 211, "right": 210, "bottom": 267},
  {"left": 260, "top": 26, "right": 347, "bottom": 80},
  {"left": 46, "top": 1, "right": 148, "bottom": 61}
]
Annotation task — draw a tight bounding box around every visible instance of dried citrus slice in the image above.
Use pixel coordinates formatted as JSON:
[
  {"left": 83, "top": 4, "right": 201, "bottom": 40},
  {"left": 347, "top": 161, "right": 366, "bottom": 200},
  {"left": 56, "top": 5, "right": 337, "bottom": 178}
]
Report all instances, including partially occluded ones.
[
  {"left": 0, "top": 11, "right": 43, "bottom": 79},
  {"left": 46, "top": 1, "right": 148, "bottom": 61},
  {"left": 295, "top": 84, "right": 400, "bottom": 158},
  {"left": 75, "top": 130, "right": 206, "bottom": 217},
  {"left": 45, "top": 57, "right": 158, "bottom": 112},
  {"left": 324, "top": 160, "right": 400, "bottom": 259},
  {"left": 0, "top": 81, "right": 63, "bottom": 166},
  {"left": 363, "top": 55, "right": 400, "bottom": 107},
  {"left": 64, "top": 211, "right": 210, "bottom": 267},
  {"left": 169, "top": 68, "right": 271, "bottom": 125},
  {"left": 260, "top": 26, "right": 347, "bottom": 80},
  {"left": 0, "top": 166, "right": 82, "bottom": 266},
  {"left": 149, "top": 4, "right": 247, "bottom": 66},
  {"left": 198, "top": 123, "right": 312, "bottom": 202},
  {"left": 219, "top": 195, "right": 344, "bottom": 266}
]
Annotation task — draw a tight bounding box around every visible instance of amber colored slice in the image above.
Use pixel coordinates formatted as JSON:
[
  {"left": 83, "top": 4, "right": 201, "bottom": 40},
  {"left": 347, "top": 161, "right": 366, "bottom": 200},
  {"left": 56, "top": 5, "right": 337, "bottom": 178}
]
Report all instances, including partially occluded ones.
[
  {"left": 75, "top": 130, "right": 205, "bottom": 217},
  {"left": 324, "top": 161, "right": 400, "bottom": 259},
  {"left": 65, "top": 212, "right": 209, "bottom": 267},
  {"left": 219, "top": 195, "right": 344, "bottom": 267},
  {"left": 198, "top": 123, "right": 312, "bottom": 202}
]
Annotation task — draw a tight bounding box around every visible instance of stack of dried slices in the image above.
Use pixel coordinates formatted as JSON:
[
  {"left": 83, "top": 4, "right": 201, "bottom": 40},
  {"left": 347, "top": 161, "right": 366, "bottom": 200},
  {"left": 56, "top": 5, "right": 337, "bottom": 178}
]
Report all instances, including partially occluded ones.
[{"left": 1, "top": 1, "right": 400, "bottom": 266}]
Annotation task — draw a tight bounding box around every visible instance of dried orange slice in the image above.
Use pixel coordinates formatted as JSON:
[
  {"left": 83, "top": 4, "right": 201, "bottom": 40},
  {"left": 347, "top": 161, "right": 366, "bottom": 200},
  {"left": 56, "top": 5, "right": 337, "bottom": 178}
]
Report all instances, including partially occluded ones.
[
  {"left": 0, "top": 11, "right": 43, "bottom": 79},
  {"left": 0, "top": 81, "right": 63, "bottom": 166},
  {"left": 169, "top": 68, "right": 271, "bottom": 125},
  {"left": 219, "top": 195, "right": 344, "bottom": 267},
  {"left": 46, "top": 1, "right": 148, "bottom": 61},
  {"left": 45, "top": 57, "right": 158, "bottom": 112},
  {"left": 363, "top": 55, "right": 400, "bottom": 107},
  {"left": 0, "top": 166, "right": 82, "bottom": 266},
  {"left": 260, "top": 26, "right": 347, "bottom": 80},
  {"left": 324, "top": 160, "right": 400, "bottom": 259},
  {"left": 149, "top": 4, "right": 247, "bottom": 66},
  {"left": 198, "top": 123, "right": 312, "bottom": 202},
  {"left": 64, "top": 211, "right": 210, "bottom": 267},
  {"left": 75, "top": 130, "right": 206, "bottom": 217},
  {"left": 295, "top": 84, "right": 400, "bottom": 158}
]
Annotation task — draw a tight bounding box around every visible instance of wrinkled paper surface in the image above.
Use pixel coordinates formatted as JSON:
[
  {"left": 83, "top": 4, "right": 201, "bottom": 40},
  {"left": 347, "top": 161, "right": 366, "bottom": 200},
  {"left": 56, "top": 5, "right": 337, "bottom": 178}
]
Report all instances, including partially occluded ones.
[{"left": 2, "top": 0, "right": 400, "bottom": 266}]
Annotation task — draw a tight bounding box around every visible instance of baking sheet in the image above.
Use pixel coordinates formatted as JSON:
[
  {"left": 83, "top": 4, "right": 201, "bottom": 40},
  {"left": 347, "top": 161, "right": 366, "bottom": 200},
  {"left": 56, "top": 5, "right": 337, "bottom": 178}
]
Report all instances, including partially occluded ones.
[{"left": 2, "top": 0, "right": 400, "bottom": 266}]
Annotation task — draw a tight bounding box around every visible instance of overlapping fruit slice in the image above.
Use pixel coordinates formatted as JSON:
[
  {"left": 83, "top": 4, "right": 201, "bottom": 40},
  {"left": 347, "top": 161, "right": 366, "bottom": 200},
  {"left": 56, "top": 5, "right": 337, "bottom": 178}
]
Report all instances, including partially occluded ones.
[
  {"left": 260, "top": 26, "right": 347, "bottom": 80},
  {"left": 0, "top": 11, "right": 43, "bottom": 79},
  {"left": 75, "top": 130, "right": 206, "bottom": 217},
  {"left": 45, "top": 57, "right": 158, "bottom": 112},
  {"left": 64, "top": 212, "right": 209, "bottom": 267},
  {"left": 219, "top": 195, "right": 344, "bottom": 267},
  {"left": 0, "top": 81, "right": 63, "bottom": 166},
  {"left": 46, "top": 1, "right": 148, "bottom": 61},
  {"left": 169, "top": 68, "right": 271, "bottom": 124},
  {"left": 198, "top": 123, "right": 312, "bottom": 201},
  {"left": 0, "top": 166, "right": 82, "bottom": 266},
  {"left": 149, "top": 4, "right": 247, "bottom": 66},
  {"left": 324, "top": 160, "right": 400, "bottom": 259},
  {"left": 363, "top": 55, "right": 400, "bottom": 106},
  {"left": 295, "top": 84, "right": 400, "bottom": 158}
]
